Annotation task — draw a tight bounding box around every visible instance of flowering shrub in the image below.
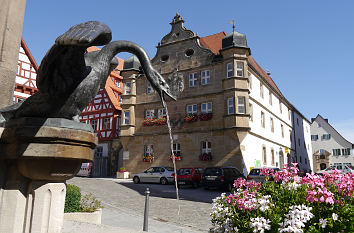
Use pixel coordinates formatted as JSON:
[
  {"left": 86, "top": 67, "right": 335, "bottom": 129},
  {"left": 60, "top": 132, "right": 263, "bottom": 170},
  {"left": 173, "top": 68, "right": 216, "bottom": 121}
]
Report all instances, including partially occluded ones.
[
  {"left": 143, "top": 118, "right": 155, "bottom": 126},
  {"left": 184, "top": 114, "right": 198, "bottom": 123},
  {"left": 199, "top": 113, "right": 213, "bottom": 121},
  {"left": 143, "top": 117, "right": 167, "bottom": 126},
  {"left": 119, "top": 167, "right": 127, "bottom": 172},
  {"left": 210, "top": 163, "right": 354, "bottom": 232},
  {"left": 169, "top": 154, "right": 182, "bottom": 161},
  {"left": 142, "top": 154, "right": 154, "bottom": 162},
  {"left": 200, "top": 153, "right": 212, "bottom": 161},
  {"left": 154, "top": 117, "right": 167, "bottom": 125}
]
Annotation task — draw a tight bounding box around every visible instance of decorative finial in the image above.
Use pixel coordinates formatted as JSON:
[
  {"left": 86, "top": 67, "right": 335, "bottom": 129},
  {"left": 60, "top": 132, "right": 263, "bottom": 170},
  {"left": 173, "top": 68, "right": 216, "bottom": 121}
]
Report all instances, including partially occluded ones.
[
  {"left": 171, "top": 13, "right": 183, "bottom": 24},
  {"left": 229, "top": 20, "right": 235, "bottom": 32}
]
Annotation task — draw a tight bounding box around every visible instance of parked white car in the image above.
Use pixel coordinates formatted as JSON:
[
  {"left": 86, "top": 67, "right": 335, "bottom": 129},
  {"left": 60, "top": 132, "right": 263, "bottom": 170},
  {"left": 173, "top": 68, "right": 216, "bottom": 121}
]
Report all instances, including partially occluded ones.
[
  {"left": 133, "top": 166, "right": 174, "bottom": 185},
  {"left": 316, "top": 164, "right": 354, "bottom": 175}
]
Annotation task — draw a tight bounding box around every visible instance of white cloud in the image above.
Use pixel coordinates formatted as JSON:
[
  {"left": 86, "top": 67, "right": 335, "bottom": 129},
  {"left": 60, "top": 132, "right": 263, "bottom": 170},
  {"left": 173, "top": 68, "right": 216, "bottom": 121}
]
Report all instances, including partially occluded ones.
[{"left": 332, "top": 118, "right": 354, "bottom": 143}]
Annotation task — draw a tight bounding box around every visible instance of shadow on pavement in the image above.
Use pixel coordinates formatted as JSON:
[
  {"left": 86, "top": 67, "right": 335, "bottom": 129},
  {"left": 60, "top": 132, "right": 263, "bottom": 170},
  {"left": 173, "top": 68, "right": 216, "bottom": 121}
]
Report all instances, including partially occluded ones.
[{"left": 117, "top": 182, "right": 225, "bottom": 203}]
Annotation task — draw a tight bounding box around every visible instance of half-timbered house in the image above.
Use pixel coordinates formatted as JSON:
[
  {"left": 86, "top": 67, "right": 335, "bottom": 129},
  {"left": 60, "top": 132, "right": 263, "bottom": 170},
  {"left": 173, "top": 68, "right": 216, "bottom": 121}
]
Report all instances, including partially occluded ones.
[
  {"left": 79, "top": 46, "right": 124, "bottom": 177},
  {"left": 14, "top": 38, "right": 38, "bottom": 103}
]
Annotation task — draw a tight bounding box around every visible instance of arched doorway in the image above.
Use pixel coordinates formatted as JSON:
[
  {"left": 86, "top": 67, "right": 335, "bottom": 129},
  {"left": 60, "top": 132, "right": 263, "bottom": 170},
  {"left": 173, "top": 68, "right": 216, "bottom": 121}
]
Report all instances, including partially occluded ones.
[{"left": 320, "top": 163, "right": 327, "bottom": 170}]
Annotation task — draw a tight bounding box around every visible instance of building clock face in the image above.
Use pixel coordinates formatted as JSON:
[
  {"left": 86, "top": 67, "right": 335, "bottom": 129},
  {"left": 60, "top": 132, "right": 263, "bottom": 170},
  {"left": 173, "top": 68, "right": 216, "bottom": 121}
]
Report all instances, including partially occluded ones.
[{"left": 167, "top": 70, "right": 184, "bottom": 95}]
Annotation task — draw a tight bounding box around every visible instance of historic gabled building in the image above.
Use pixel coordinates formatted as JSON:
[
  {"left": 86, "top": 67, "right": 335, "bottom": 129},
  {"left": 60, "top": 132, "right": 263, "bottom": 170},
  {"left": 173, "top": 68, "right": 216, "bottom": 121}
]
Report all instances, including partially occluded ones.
[
  {"left": 310, "top": 114, "right": 354, "bottom": 172},
  {"left": 79, "top": 47, "right": 124, "bottom": 177},
  {"left": 14, "top": 38, "right": 38, "bottom": 103},
  {"left": 119, "top": 14, "right": 313, "bottom": 175}
]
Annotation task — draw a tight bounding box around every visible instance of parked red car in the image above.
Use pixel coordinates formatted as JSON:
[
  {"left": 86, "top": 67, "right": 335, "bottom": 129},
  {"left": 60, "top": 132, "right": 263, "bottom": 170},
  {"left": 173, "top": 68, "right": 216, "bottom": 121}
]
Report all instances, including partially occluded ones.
[{"left": 176, "top": 167, "right": 203, "bottom": 188}]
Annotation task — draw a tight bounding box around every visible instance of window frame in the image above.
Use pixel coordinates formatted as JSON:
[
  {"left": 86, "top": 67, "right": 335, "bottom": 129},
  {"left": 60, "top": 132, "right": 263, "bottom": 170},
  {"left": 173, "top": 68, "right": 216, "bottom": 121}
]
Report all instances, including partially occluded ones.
[
  {"left": 261, "top": 111, "right": 265, "bottom": 128},
  {"left": 189, "top": 72, "right": 198, "bottom": 87},
  {"left": 201, "top": 102, "right": 212, "bottom": 114},
  {"left": 236, "top": 62, "right": 244, "bottom": 77},
  {"left": 125, "top": 81, "right": 132, "bottom": 95},
  {"left": 186, "top": 104, "right": 197, "bottom": 115},
  {"left": 226, "top": 63, "right": 234, "bottom": 78},
  {"left": 103, "top": 117, "right": 111, "bottom": 130},
  {"left": 227, "top": 97, "right": 234, "bottom": 115},
  {"left": 237, "top": 96, "right": 246, "bottom": 114},
  {"left": 201, "top": 70, "right": 210, "bottom": 85},
  {"left": 201, "top": 141, "right": 211, "bottom": 154},
  {"left": 123, "top": 111, "right": 130, "bottom": 125},
  {"left": 145, "top": 109, "right": 155, "bottom": 119}
]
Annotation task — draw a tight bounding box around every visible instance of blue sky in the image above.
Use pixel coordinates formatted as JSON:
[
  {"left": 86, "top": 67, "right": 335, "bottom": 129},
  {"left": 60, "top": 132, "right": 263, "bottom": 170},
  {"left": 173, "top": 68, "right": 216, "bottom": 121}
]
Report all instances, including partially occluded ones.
[{"left": 22, "top": 1, "right": 354, "bottom": 141}]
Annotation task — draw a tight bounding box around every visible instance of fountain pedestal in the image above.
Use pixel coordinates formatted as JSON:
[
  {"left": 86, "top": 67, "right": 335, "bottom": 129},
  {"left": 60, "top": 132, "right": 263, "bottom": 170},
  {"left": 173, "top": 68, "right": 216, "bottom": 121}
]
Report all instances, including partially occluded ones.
[{"left": 0, "top": 118, "right": 97, "bottom": 233}]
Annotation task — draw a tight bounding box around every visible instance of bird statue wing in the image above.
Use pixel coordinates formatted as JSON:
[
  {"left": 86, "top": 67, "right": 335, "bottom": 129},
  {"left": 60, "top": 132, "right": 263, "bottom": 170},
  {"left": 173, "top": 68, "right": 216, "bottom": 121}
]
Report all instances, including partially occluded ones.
[{"left": 36, "top": 21, "right": 112, "bottom": 95}]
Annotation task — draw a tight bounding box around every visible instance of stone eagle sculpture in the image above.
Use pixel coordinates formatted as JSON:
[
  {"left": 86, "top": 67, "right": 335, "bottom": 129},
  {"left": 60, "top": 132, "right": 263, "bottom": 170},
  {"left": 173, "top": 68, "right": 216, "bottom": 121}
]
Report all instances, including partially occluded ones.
[{"left": 0, "top": 21, "right": 175, "bottom": 123}]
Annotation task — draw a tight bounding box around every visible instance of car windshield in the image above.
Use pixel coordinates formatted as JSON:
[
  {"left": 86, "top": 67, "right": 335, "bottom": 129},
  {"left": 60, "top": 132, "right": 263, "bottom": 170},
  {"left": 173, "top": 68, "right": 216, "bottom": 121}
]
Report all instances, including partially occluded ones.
[
  {"left": 204, "top": 168, "right": 222, "bottom": 176},
  {"left": 324, "top": 166, "right": 335, "bottom": 171},
  {"left": 249, "top": 169, "right": 261, "bottom": 175},
  {"left": 178, "top": 168, "right": 192, "bottom": 175},
  {"left": 164, "top": 167, "right": 174, "bottom": 171}
]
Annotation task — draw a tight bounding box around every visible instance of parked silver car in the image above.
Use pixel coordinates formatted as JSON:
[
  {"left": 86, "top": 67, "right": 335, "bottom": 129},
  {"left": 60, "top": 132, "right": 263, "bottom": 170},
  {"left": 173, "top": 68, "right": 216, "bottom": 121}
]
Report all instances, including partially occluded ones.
[
  {"left": 316, "top": 164, "right": 354, "bottom": 175},
  {"left": 133, "top": 166, "right": 174, "bottom": 185},
  {"left": 247, "top": 167, "right": 280, "bottom": 183}
]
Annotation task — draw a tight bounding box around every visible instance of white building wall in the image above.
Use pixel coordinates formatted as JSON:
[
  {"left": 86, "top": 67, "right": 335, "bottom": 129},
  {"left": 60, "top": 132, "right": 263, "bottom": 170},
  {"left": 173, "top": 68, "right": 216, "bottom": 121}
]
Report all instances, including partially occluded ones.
[
  {"left": 311, "top": 116, "right": 354, "bottom": 167},
  {"left": 292, "top": 111, "right": 313, "bottom": 171},
  {"left": 244, "top": 72, "right": 294, "bottom": 173}
]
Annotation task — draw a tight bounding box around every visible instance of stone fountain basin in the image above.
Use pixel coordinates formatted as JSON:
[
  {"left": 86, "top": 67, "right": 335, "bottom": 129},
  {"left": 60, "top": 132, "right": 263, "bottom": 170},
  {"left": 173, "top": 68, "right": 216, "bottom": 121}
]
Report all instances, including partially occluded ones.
[{"left": 0, "top": 117, "right": 97, "bottom": 181}]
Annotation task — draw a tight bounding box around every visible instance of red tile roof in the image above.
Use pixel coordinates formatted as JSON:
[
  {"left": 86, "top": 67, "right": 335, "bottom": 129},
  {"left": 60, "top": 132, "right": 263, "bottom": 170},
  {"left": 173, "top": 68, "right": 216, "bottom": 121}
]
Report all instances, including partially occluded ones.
[
  {"left": 199, "top": 32, "right": 226, "bottom": 55},
  {"left": 200, "top": 32, "right": 283, "bottom": 97}
]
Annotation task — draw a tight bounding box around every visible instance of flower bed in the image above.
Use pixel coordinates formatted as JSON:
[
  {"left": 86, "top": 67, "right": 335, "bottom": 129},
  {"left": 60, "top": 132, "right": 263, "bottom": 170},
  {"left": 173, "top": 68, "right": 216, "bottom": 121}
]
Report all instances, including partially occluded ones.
[
  {"left": 199, "top": 113, "right": 213, "bottom": 121},
  {"left": 143, "top": 155, "right": 154, "bottom": 162},
  {"left": 184, "top": 114, "right": 198, "bottom": 123},
  {"left": 210, "top": 164, "right": 354, "bottom": 232},
  {"left": 199, "top": 153, "right": 212, "bottom": 161}
]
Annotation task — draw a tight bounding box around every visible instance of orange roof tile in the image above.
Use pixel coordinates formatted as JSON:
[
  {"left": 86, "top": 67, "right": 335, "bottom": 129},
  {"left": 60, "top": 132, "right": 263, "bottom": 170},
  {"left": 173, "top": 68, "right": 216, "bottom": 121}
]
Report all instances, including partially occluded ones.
[
  {"left": 87, "top": 46, "right": 124, "bottom": 111},
  {"left": 199, "top": 32, "right": 226, "bottom": 55}
]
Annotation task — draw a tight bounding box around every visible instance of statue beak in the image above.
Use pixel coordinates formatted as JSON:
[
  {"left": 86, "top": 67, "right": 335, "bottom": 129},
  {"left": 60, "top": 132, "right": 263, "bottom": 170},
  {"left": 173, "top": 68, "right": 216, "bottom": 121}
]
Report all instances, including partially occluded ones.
[{"left": 163, "top": 89, "right": 176, "bottom": 101}]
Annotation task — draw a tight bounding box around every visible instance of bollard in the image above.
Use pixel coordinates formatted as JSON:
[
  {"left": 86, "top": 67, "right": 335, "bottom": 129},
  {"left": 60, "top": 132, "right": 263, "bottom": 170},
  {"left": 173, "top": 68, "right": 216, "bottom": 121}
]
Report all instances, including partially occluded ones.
[{"left": 143, "top": 188, "right": 150, "bottom": 231}]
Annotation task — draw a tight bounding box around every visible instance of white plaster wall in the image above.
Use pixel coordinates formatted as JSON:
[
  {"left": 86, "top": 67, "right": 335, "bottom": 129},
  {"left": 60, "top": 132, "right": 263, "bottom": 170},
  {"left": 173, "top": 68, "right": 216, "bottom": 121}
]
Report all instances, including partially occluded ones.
[
  {"left": 311, "top": 116, "right": 354, "bottom": 166},
  {"left": 242, "top": 133, "right": 292, "bottom": 174}
]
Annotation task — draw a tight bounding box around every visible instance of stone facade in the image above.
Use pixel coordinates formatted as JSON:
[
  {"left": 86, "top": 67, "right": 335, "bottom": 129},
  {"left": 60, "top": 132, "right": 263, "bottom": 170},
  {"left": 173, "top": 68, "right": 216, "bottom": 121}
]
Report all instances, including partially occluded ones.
[{"left": 119, "top": 14, "right": 312, "bottom": 175}]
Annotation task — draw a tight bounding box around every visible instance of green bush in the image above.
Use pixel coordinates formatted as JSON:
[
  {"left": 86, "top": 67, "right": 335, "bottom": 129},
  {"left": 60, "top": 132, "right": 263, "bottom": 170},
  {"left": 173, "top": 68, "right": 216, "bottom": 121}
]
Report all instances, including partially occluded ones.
[
  {"left": 64, "top": 184, "right": 81, "bottom": 213},
  {"left": 80, "top": 193, "right": 103, "bottom": 212}
]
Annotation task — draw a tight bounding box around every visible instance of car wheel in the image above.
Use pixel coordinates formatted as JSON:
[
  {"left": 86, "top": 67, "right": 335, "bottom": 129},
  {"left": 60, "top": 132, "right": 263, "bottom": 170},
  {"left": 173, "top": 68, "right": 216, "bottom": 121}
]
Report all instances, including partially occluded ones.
[
  {"left": 160, "top": 177, "right": 168, "bottom": 185},
  {"left": 133, "top": 176, "right": 140, "bottom": 184}
]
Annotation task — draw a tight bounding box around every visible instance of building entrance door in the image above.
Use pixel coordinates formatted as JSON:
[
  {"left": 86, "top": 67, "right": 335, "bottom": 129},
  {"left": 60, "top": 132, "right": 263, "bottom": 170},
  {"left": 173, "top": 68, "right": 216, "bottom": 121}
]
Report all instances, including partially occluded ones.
[{"left": 92, "top": 146, "right": 108, "bottom": 177}]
